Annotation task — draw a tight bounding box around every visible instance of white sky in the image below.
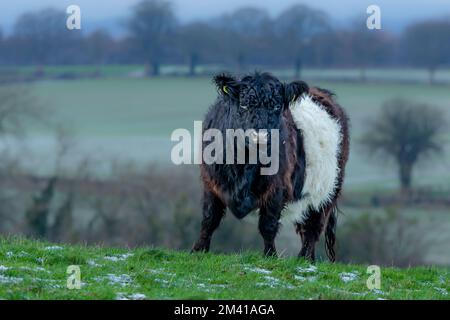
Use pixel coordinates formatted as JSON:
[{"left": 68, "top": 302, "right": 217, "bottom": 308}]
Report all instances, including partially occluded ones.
[{"left": 0, "top": 0, "right": 449, "bottom": 33}]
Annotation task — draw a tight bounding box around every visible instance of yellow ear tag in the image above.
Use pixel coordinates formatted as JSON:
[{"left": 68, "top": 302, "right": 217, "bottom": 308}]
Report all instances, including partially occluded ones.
[
  {"left": 223, "top": 86, "right": 229, "bottom": 95},
  {"left": 291, "top": 95, "right": 297, "bottom": 103}
]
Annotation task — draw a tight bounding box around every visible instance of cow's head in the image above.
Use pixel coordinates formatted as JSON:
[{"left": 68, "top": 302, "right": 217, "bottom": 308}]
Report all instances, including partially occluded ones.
[{"left": 213, "top": 72, "right": 309, "bottom": 144}]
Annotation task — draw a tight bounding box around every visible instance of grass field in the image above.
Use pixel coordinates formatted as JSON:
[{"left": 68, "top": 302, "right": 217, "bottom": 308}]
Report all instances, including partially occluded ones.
[
  {"left": 6, "top": 76, "right": 449, "bottom": 190},
  {"left": 0, "top": 237, "right": 449, "bottom": 300},
  {"left": 4, "top": 65, "right": 450, "bottom": 83}
]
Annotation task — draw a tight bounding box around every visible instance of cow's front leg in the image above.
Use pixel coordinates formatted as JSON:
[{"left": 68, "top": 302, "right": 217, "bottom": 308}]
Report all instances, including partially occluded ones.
[
  {"left": 258, "top": 191, "right": 283, "bottom": 257},
  {"left": 191, "top": 191, "right": 226, "bottom": 253}
]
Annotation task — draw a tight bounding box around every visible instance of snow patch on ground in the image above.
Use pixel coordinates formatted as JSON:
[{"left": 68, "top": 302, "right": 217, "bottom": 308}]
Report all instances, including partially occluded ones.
[
  {"left": 322, "top": 284, "right": 367, "bottom": 297},
  {"left": 5, "top": 251, "right": 31, "bottom": 258},
  {"left": 87, "top": 260, "right": 103, "bottom": 267},
  {"left": 148, "top": 268, "right": 176, "bottom": 277},
  {"left": 154, "top": 278, "right": 170, "bottom": 287},
  {"left": 297, "top": 265, "right": 318, "bottom": 274},
  {"left": 33, "top": 278, "right": 65, "bottom": 289},
  {"left": 18, "top": 266, "right": 50, "bottom": 273},
  {"left": 339, "top": 272, "right": 359, "bottom": 283},
  {"left": 371, "top": 289, "right": 385, "bottom": 295},
  {"left": 104, "top": 253, "right": 134, "bottom": 262},
  {"left": 44, "top": 246, "right": 64, "bottom": 251},
  {"left": 243, "top": 266, "right": 272, "bottom": 275},
  {"left": 294, "top": 265, "right": 319, "bottom": 282},
  {"left": 116, "top": 292, "right": 146, "bottom": 300},
  {"left": 256, "top": 276, "right": 294, "bottom": 289},
  {"left": 0, "top": 274, "right": 23, "bottom": 284},
  {"left": 434, "top": 287, "right": 448, "bottom": 295},
  {"left": 196, "top": 282, "right": 228, "bottom": 292},
  {"left": 95, "top": 274, "right": 133, "bottom": 287}
]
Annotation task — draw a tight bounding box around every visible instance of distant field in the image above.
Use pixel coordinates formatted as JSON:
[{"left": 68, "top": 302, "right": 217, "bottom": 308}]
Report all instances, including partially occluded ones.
[
  {"left": 3, "top": 76, "right": 446, "bottom": 191},
  {"left": 3, "top": 65, "right": 450, "bottom": 83}
]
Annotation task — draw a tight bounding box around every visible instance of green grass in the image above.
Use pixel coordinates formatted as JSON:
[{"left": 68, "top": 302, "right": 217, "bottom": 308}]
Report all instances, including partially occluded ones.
[{"left": 0, "top": 237, "right": 448, "bottom": 300}]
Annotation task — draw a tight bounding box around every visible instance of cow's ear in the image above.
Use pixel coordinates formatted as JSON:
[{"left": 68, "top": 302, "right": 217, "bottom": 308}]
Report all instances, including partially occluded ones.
[
  {"left": 285, "top": 80, "right": 309, "bottom": 105},
  {"left": 213, "top": 73, "right": 239, "bottom": 100}
]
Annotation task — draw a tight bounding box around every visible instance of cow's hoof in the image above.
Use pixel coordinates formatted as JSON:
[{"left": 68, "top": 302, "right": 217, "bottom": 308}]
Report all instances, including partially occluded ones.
[
  {"left": 191, "top": 241, "right": 209, "bottom": 253},
  {"left": 298, "top": 251, "right": 316, "bottom": 263},
  {"left": 263, "top": 247, "right": 278, "bottom": 258}
]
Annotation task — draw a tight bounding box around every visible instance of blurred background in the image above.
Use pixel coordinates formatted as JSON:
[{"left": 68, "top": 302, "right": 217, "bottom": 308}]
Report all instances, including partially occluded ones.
[{"left": 0, "top": 0, "right": 449, "bottom": 267}]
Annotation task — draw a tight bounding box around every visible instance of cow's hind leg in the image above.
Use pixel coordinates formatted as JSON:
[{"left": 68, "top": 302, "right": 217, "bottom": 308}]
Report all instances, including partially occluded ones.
[
  {"left": 296, "top": 204, "right": 336, "bottom": 262},
  {"left": 191, "top": 191, "right": 226, "bottom": 253},
  {"left": 258, "top": 191, "right": 284, "bottom": 257}
]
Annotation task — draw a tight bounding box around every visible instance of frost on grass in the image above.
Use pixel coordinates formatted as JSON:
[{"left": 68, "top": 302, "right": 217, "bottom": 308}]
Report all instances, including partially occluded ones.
[
  {"left": 33, "top": 278, "right": 65, "bottom": 289},
  {"left": 0, "top": 274, "right": 23, "bottom": 284},
  {"left": 295, "top": 265, "right": 319, "bottom": 282},
  {"left": 256, "top": 276, "right": 294, "bottom": 289},
  {"left": 94, "top": 274, "right": 133, "bottom": 287},
  {"left": 5, "top": 251, "right": 31, "bottom": 259},
  {"left": 116, "top": 292, "right": 146, "bottom": 300},
  {"left": 243, "top": 265, "right": 272, "bottom": 275},
  {"left": 371, "top": 289, "right": 385, "bottom": 295},
  {"left": 104, "top": 253, "right": 134, "bottom": 262},
  {"left": 322, "top": 284, "right": 367, "bottom": 297},
  {"left": 87, "top": 260, "right": 103, "bottom": 267},
  {"left": 154, "top": 278, "right": 170, "bottom": 287},
  {"left": 44, "top": 246, "right": 63, "bottom": 251},
  {"left": 434, "top": 287, "right": 448, "bottom": 295},
  {"left": 148, "top": 268, "right": 176, "bottom": 277},
  {"left": 0, "top": 266, "right": 24, "bottom": 284},
  {"left": 294, "top": 275, "right": 317, "bottom": 282},
  {"left": 196, "top": 283, "right": 228, "bottom": 292},
  {"left": 18, "top": 266, "right": 49, "bottom": 273},
  {"left": 297, "top": 265, "right": 317, "bottom": 274},
  {"left": 339, "top": 272, "right": 359, "bottom": 283}
]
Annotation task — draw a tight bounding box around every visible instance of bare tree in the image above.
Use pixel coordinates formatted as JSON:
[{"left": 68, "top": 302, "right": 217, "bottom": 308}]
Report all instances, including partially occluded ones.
[
  {"left": 126, "top": 0, "right": 177, "bottom": 76},
  {"left": 177, "top": 22, "right": 220, "bottom": 76},
  {"left": 25, "top": 177, "right": 57, "bottom": 238},
  {"left": 13, "top": 8, "right": 82, "bottom": 71},
  {"left": 361, "top": 98, "right": 447, "bottom": 193},
  {"left": 402, "top": 19, "right": 450, "bottom": 84},
  {"left": 345, "top": 28, "right": 393, "bottom": 82},
  {"left": 274, "top": 5, "right": 331, "bottom": 78},
  {"left": 0, "top": 86, "right": 47, "bottom": 137}
]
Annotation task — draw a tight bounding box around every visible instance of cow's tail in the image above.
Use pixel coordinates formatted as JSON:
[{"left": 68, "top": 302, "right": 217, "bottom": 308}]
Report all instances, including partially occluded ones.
[{"left": 325, "top": 206, "right": 337, "bottom": 262}]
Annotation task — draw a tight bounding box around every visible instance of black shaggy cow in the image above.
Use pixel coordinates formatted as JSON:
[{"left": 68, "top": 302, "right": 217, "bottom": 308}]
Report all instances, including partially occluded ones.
[{"left": 192, "top": 72, "right": 349, "bottom": 261}]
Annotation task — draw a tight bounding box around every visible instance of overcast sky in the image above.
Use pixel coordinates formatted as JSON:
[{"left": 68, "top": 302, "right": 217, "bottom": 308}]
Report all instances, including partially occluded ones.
[{"left": 0, "top": 0, "right": 449, "bottom": 34}]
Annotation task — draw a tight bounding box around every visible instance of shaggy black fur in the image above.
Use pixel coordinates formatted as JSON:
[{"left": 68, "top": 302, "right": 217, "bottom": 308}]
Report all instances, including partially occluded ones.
[{"left": 192, "top": 72, "right": 349, "bottom": 262}]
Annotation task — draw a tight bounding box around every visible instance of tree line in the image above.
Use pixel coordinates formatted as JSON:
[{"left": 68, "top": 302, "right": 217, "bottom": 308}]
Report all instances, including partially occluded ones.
[{"left": 0, "top": 1, "right": 449, "bottom": 81}]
